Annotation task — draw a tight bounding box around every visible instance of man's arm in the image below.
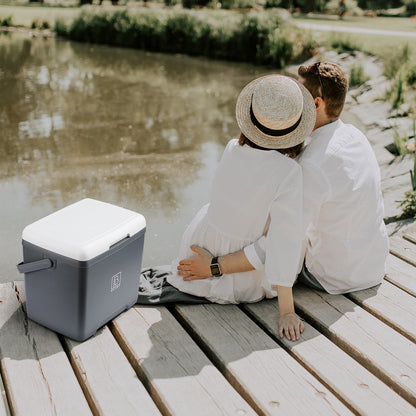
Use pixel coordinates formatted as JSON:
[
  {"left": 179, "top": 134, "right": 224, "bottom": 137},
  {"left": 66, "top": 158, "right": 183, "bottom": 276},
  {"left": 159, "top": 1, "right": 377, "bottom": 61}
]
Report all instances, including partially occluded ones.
[
  {"left": 177, "top": 245, "right": 254, "bottom": 280},
  {"left": 178, "top": 159, "right": 328, "bottom": 280}
]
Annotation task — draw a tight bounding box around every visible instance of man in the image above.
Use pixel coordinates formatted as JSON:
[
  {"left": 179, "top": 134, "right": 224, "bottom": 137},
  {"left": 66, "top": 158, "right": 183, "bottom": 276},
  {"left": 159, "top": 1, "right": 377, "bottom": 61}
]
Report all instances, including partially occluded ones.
[{"left": 177, "top": 62, "right": 389, "bottom": 339}]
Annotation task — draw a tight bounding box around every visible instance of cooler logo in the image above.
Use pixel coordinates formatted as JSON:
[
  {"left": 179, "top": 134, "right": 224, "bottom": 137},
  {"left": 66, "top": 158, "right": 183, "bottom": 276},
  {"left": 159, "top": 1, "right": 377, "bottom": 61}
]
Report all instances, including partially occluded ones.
[{"left": 111, "top": 272, "right": 122, "bottom": 292}]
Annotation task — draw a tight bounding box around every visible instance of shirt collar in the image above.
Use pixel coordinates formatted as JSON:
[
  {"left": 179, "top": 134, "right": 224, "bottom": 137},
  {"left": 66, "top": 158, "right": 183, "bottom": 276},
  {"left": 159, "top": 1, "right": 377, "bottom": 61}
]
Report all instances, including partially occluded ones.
[{"left": 310, "top": 119, "right": 342, "bottom": 141}]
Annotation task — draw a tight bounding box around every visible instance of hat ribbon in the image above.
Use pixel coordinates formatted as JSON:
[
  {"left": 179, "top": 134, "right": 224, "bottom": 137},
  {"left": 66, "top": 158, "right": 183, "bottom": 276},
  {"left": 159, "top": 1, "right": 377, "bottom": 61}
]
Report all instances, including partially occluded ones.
[{"left": 250, "top": 98, "right": 302, "bottom": 137}]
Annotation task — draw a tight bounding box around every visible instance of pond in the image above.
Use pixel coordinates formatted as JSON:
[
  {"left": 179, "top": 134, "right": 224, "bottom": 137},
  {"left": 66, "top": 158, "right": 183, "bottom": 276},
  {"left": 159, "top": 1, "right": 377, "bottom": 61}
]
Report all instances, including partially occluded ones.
[{"left": 0, "top": 32, "right": 277, "bottom": 283}]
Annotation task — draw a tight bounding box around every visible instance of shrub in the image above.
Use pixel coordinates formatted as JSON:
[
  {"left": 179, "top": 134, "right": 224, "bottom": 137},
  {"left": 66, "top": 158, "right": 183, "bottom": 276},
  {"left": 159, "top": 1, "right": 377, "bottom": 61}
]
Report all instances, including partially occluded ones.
[
  {"left": 257, "top": 28, "right": 293, "bottom": 67},
  {"left": 54, "top": 19, "right": 68, "bottom": 36},
  {"left": 0, "top": 16, "right": 13, "bottom": 27},
  {"left": 220, "top": 0, "right": 254, "bottom": 9},
  {"left": 182, "top": 0, "right": 210, "bottom": 9},
  {"left": 59, "top": 8, "right": 314, "bottom": 68},
  {"left": 404, "top": 0, "right": 416, "bottom": 15},
  {"left": 398, "top": 189, "right": 416, "bottom": 217}
]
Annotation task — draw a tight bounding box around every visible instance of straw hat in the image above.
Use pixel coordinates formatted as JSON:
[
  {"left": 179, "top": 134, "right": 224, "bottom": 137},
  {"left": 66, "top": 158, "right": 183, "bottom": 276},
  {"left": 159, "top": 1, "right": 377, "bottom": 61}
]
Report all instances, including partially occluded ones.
[{"left": 236, "top": 75, "right": 316, "bottom": 149}]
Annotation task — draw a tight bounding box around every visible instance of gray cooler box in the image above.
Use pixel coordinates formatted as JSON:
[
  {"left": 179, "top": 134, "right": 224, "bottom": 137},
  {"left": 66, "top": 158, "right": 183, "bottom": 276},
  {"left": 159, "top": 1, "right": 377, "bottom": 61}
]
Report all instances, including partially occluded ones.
[{"left": 17, "top": 198, "right": 146, "bottom": 342}]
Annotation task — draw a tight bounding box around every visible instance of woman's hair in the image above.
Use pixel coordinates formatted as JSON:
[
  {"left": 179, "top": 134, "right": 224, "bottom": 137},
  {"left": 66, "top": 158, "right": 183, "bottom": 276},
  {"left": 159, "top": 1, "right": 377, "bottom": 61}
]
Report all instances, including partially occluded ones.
[
  {"left": 298, "top": 62, "right": 348, "bottom": 119},
  {"left": 238, "top": 133, "right": 304, "bottom": 159}
]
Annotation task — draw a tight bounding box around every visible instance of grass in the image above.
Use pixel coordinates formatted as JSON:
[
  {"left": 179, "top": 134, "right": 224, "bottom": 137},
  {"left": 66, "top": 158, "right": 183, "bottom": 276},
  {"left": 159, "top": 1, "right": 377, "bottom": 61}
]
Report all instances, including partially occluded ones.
[
  {"left": 393, "top": 125, "right": 411, "bottom": 155},
  {"left": 349, "top": 64, "right": 370, "bottom": 87},
  {"left": 304, "top": 27, "right": 415, "bottom": 57},
  {"left": 0, "top": 4, "right": 80, "bottom": 26},
  {"left": 329, "top": 35, "right": 361, "bottom": 53},
  {"left": 381, "top": 44, "right": 416, "bottom": 112},
  {"left": 293, "top": 13, "right": 416, "bottom": 57},
  {"left": 395, "top": 119, "right": 416, "bottom": 218},
  {"left": 392, "top": 118, "right": 416, "bottom": 155},
  {"left": 293, "top": 15, "right": 416, "bottom": 32},
  {"left": 398, "top": 147, "right": 416, "bottom": 218}
]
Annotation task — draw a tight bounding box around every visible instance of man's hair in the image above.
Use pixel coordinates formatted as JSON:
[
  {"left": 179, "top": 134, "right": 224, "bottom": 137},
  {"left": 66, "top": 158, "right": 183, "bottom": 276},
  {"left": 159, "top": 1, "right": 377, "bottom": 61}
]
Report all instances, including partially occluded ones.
[
  {"left": 298, "top": 62, "right": 349, "bottom": 119},
  {"left": 238, "top": 132, "right": 304, "bottom": 159}
]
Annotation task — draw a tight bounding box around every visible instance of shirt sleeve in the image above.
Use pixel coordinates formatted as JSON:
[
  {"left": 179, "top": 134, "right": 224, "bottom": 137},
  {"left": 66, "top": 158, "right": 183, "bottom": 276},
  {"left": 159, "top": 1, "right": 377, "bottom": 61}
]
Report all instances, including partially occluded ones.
[
  {"left": 264, "top": 164, "right": 303, "bottom": 287},
  {"left": 301, "top": 160, "right": 330, "bottom": 237}
]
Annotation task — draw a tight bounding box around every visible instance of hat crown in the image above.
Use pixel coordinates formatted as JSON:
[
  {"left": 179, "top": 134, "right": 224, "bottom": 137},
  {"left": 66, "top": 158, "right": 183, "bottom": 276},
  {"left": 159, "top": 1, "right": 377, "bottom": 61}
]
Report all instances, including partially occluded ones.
[{"left": 252, "top": 76, "right": 303, "bottom": 131}]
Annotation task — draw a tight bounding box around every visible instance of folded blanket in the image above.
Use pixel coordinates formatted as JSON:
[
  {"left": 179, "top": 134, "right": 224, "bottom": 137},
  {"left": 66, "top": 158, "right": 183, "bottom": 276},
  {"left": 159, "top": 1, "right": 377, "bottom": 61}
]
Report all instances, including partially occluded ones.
[{"left": 137, "top": 267, "right": 211, "bottom": 305}]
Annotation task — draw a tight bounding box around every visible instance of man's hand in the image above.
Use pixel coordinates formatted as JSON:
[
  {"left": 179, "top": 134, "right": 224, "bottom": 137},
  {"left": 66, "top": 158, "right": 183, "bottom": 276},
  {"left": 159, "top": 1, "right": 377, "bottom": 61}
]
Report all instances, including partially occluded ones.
[
  {"left": 177, "top": 245, "right": 213, "bottom": 281},
  {"left": 279, "top": 313, "right": 304, "bottom": 342}
]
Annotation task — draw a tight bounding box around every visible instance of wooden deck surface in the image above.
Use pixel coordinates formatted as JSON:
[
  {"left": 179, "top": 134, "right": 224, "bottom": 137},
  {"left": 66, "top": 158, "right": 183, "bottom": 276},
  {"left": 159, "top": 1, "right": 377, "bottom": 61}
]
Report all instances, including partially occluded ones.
[{"left": 0, "top": 228, "right": 416, "bottom": 416}]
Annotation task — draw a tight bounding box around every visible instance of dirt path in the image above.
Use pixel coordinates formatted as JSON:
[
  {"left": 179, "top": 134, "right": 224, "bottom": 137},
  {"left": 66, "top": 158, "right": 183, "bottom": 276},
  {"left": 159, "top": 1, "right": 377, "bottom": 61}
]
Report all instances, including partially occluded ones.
[{"left": 296, "top": 21, "right": 416, "bottom": 38}]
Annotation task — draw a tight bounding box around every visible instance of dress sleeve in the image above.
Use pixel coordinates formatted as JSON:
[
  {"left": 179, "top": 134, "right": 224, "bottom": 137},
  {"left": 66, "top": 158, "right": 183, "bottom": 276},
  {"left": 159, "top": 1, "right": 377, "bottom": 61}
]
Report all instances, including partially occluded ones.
[
  {"left": 244, "top": 237, "right": 266, "bottom": 270},
  {"left": 264, "top": 164, "right": 303, "bottom": 287},
  {"left": 243, "top": 159, "right": 329, "bottom": 279}
]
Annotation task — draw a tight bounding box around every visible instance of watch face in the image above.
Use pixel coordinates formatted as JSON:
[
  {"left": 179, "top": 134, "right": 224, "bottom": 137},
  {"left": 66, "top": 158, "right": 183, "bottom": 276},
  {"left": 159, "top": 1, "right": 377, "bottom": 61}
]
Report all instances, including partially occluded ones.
[{"left": 210, "top": 264, "right": 221, "bottom": 276}]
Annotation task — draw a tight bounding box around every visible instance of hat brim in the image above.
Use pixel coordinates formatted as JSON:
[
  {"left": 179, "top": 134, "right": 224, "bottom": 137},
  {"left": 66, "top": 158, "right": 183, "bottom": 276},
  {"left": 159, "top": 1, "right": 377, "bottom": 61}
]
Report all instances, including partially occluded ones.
[{"left": 235, "top": 75, "right": 316, "bottom": 149}]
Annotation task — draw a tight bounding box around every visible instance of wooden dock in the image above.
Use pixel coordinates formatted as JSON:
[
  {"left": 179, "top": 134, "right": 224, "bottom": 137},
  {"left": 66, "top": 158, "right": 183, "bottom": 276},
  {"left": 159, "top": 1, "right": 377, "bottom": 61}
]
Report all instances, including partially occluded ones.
[{"left": 0, "top": 227, "right": 416, "bottom": 416}]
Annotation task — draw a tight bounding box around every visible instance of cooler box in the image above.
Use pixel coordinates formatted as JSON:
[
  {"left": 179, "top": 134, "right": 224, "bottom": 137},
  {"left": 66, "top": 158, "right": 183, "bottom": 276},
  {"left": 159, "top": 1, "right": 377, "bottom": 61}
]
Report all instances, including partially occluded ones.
[{"left": 17, "top": 198, "right": 146, "bottom": 342}]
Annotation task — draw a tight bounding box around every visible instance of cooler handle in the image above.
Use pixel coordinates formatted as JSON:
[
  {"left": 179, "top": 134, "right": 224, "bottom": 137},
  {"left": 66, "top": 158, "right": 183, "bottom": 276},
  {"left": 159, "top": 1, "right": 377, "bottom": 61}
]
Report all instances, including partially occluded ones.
[
  {"left": 17, "top": 259, "right": 53, "bottom": 274},
  {"left": 110, "top": 234, "right": 130, "bottom": 250}
]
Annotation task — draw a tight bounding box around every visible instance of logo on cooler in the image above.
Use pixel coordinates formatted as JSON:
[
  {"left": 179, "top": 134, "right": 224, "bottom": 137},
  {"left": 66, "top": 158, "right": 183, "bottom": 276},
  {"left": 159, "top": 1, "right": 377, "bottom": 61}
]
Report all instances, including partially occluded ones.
[{"left": 111, "top": 272, "right": 122, "bottom": 292}]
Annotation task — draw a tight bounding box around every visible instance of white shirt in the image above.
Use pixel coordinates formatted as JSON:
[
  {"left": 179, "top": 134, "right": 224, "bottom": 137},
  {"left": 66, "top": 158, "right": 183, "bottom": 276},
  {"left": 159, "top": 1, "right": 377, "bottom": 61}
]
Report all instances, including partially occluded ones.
[
  {"left": 244, "top": 120, "right": 389, "bottom": 294},
  {"left": 168, "top": 139, "right": 303, "bottom": 303}
]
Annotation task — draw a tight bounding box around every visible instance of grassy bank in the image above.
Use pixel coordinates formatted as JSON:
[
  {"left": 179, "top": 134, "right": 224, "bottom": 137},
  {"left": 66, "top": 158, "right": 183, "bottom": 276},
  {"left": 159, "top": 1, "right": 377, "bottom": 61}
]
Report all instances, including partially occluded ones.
[
  {"left": 0, "top": 4, "right": 79, "bottom": 26},
  {"left": 293, "top": 15, "right": 416, "bottom": 33},
  {"left": 53, "top": 7, "right": 316, "bottom": 68}
]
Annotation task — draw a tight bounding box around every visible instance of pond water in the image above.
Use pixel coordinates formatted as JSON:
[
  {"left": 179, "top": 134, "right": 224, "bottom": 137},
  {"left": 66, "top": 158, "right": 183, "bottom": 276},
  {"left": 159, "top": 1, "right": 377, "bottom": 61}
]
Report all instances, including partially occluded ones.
[{"left": 0, "top": 32, "right": 277, "bottom": 283}]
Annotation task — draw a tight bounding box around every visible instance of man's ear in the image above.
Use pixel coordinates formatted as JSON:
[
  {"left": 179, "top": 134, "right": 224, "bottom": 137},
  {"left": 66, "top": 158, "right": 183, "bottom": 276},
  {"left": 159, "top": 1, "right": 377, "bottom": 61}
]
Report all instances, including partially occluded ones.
[{"left": 314, "top": 97, "right": 325, "bottom": 111}]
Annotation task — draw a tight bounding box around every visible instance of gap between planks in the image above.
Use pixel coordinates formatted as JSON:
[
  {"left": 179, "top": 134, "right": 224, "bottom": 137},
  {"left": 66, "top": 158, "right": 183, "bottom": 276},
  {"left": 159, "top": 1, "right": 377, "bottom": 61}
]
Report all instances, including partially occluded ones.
[
  {"left": 389, "top": 236, "right": 416, "bottom": 267},
  {"left": 0, "top": 365, "right": 11, "bottom": 416}
]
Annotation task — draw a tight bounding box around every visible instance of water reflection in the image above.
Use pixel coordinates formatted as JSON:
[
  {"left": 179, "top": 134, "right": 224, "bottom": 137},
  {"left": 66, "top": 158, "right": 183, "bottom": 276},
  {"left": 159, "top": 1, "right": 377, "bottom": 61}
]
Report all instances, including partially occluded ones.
[{"left": 0, "top": 32, "right": 271, "bottom": 282}]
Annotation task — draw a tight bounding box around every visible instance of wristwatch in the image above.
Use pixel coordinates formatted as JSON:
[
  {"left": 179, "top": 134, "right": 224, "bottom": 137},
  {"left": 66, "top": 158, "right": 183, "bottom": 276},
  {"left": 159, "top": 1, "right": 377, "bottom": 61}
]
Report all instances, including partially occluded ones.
[{"left": 210, "top": 256, "right": 223, "bottom": 278}]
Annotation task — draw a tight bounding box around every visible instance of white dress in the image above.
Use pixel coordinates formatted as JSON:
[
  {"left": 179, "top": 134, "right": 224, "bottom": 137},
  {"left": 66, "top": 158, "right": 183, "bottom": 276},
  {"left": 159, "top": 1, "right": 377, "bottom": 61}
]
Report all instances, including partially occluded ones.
[{"left": 168, "top": 139, "right": 304, "bottom": 304}]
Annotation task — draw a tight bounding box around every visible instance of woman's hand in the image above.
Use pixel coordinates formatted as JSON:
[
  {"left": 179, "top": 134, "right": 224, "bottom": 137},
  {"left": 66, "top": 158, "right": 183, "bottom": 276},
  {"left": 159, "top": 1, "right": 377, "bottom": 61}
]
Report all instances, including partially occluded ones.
[
  {"left": 279, "top": 313, "right": 304, "bottom": 342},
  {"left": 177, "top": 245, "right": 213, "bottom": 281}
]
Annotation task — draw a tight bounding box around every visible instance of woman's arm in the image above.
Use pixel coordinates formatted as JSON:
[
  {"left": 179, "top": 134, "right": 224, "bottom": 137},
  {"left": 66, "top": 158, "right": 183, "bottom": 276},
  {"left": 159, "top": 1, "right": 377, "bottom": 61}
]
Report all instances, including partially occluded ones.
[{"left": 178, "top": 245, "right": 254, "bottom": 281}]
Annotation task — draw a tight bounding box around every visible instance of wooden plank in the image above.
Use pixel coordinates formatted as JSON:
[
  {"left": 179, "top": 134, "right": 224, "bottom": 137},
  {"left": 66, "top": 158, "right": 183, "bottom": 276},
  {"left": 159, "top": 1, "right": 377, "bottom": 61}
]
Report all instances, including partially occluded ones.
[
  {"left": 293, "top": 285, "right": 416, "bottom": 407},
  {"left": 0, "top": 376, "right": 11, "bottom": 416},
  {"left": 404, "top": 230, "right": 416, "bottom": 244},
  {"left": 347, "top": 280, "right": 416, "bottom": 343},
  {"left": 64, "top": 326, "right": 162, "bottom": 416},
  {"left": 389, "top": 236, "right": 416, "bottom": 267},
  {"left": 0, "top": 282, "right": 91, "bottom": 416},
  {"left": 174, "top": 303, "right": 354, "bottom": 416},
  {"left": 110, "top": 305, "right": 256, "bottom": 416},
  {"left": 243, "top": 300, "right": 416, "bottom": 416},
  {"left": 385, "top": 254, "right": 416, "bottom": 297}
]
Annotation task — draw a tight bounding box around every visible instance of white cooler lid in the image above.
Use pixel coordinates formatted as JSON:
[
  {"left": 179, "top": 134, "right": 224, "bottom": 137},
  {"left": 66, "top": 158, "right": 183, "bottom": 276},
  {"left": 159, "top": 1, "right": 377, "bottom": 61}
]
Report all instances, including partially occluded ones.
[{"left": 22, "top": 198, "right": 146, "bottom": 261}]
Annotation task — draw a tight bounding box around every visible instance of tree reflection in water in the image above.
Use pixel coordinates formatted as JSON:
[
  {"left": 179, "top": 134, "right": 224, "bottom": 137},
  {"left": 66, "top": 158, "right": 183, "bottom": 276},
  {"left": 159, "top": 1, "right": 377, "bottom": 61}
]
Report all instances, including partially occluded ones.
[{"left": 0, "top": 32, "right": 273, "bottom": 281}]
